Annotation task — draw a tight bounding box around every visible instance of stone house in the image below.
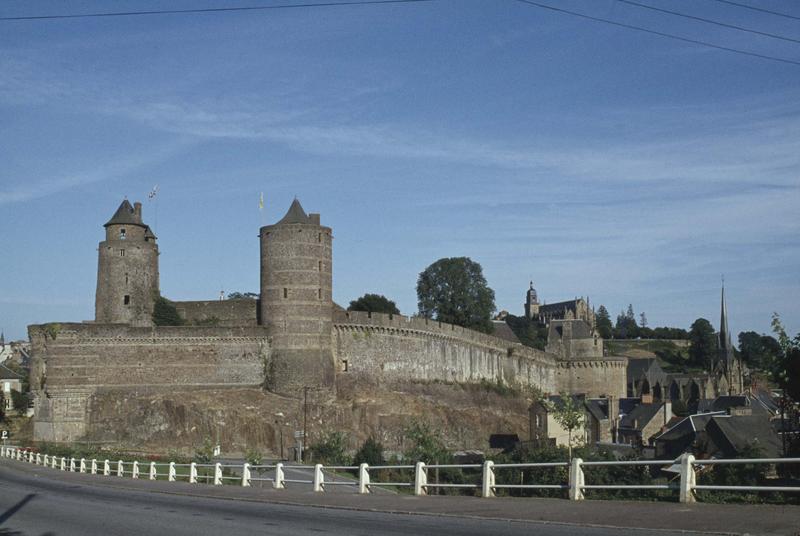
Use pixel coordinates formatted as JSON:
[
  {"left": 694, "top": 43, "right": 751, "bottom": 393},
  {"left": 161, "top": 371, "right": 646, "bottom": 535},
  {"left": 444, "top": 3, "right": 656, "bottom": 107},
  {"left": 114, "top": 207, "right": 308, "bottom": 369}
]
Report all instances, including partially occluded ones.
[
  {"left": 530, "top": 395, "right": 591, "bottom": 448},
  {"left": 0, "top": 364, "right": 23, "bottom": 411},
  {"left": 617, "top": 399, "right": 673, "bottom": 447}
]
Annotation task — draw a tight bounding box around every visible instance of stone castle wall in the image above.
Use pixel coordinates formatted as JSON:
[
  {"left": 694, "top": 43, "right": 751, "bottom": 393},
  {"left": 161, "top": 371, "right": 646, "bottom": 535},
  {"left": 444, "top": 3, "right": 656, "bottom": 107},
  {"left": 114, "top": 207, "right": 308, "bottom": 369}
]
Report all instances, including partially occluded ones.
[
  {"left": 333, "top": 311, "right": 558, "bottom": 391},
  {"left": 29, "top": 323, "right": 269, "bottom": 442},
  {"left": 174, "top": 299, "right": 259, "bottom": 326},
  {"left": 555, "top": 358, "right": 627, "bottom": 398}
]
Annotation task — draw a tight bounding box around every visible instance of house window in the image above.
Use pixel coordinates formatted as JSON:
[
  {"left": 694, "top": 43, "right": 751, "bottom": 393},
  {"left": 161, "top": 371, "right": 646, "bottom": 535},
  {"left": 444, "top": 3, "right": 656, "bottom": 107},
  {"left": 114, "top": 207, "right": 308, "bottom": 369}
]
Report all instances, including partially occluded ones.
[
  {"left": 283, "top": 288, "right": 288, "bottom": 299},
  {"left": 119, "top": 228, "right": 126, "bottom": 240},
  {"left": 123, "top": 295, "right": 130, "bottom": 305}
]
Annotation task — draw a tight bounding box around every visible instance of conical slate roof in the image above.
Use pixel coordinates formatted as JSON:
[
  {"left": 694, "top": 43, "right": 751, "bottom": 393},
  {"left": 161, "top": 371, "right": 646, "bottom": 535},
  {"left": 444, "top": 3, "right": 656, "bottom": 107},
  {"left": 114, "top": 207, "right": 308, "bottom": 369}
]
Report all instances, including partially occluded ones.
[
  {"left": 104, "top": 200, "right": 144, "bottom": 228},
  {"left": 276, "top": 198, "right": 311, "bottom": 225}
]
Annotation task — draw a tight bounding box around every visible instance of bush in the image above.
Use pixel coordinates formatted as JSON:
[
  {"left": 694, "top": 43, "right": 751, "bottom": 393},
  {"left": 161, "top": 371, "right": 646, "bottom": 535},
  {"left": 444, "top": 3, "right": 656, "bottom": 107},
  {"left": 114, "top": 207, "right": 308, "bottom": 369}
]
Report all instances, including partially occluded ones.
[
  {"left": 403, "top": 420, "right": 451, "bottom": 464},
  {"left": 310, "top": 431, "right": 350, "bottom": 465},
  {"left": 152, "top": 296, "right": 184, "bottom": 326},
  {"left": 245, "top": 447, "right": 263, "bottom": 466},
  {"left": 352, "top": 437, "right": 384, "bottom": 467}
]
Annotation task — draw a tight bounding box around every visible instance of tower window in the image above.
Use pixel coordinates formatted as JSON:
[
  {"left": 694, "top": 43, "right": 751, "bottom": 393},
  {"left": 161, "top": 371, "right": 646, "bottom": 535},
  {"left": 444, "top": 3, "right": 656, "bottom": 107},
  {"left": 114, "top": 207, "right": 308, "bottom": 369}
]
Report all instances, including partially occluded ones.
[
  {"left": 119, "top": 228, "right": 126, "bottom": 240},
  {"left": 342, "top": 360, "right": 349, "bottom": 372},
  {"left": 318, "top": 261, "right": 322, "bottom": 271},
  {"left": 318, "top": 288, "right": 322, "bottom": 300},
  {"left": 120, "top": 249, "right": 125, "bottom": 257},
  {"left": 318, "top": 233, "right": 322, "bottom": 243},
  {"left": 125, "top": 273, "right": 129, "bottom": 285},
  {"left": 283, "top": 288, "right": 288, "bottom": 299},
  {"left": 123, "top": 295, "right": 130, "bottom": 305}
]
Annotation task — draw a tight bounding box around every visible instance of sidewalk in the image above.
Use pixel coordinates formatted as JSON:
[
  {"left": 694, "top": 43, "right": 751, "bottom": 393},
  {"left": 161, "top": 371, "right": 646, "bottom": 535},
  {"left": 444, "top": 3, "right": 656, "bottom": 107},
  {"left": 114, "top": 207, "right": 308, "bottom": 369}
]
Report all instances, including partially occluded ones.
[{"left": 3, "top": 459, "right": 799, "bottom": 535}]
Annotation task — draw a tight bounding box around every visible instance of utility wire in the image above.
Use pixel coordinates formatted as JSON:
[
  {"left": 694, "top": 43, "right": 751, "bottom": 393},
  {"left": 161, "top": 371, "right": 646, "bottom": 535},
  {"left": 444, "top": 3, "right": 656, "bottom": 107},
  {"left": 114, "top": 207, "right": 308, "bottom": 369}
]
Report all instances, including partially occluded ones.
[
  {"left": 0, "top": 0, "right": 434, "bottom": 21},
  {"left": 706, "top": 0, "right": 800, "bottom": 22},
  {"left": 613, "top": 0, "right": 800, "bottom": 44},
  {"left": 512, "top": 0, "right": 800, "bottom": 66}
]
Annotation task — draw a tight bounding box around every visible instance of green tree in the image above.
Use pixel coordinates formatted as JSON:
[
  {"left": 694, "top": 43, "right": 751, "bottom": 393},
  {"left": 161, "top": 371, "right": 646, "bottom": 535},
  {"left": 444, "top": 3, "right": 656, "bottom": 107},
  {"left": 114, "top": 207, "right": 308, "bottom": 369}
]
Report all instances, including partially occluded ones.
[
  {"left": 348, "top": 293, "right": 400, "bottom": 315},
  {"left": 0, "top": 391, "right": 5, "bottom": 422},
  {"left": 615, "top": 307, "right": 638, "bottom": 339},
  {"left": 403, "top": 420, "right": 451, "bottom": 464},
  {"left": 504, "top": 313, "right": 548, "bottom": 350},
  {"left": 227, "top": 292, "right": 258, "bottom": 300},
  {"left": 544, "top": 394, "right": 585, "bottom": 460},
  {"left": 738, "top": 331, "right": 781, "bottom": 370},
  {"left": 771, "top": 314, "right": 800, "bottom": 401},
  {"left": 689, "top": 318, "right": 717, "bottom": 370},
  {"left": 352, "top": 436, "right": 385, "bottom": 467},
  {"left": 416, "top": 257, "right": 495, "bottom": 334},
  {"left": 595, "top": 305, "right": 613, "bottom": 339},
  {"left": 152, "top": 296, "right": 184, "bottom": 326},
  {"left": 310, "top": 431, "right": 350, "bottom": 465}
]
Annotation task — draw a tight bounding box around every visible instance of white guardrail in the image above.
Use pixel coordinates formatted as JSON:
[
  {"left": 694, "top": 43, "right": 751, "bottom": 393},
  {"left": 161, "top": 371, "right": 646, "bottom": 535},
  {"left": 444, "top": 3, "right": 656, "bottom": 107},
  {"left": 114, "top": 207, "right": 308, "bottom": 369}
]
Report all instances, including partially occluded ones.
[{"left": 1, "top": 446, "right": 798, "bottom": 503}]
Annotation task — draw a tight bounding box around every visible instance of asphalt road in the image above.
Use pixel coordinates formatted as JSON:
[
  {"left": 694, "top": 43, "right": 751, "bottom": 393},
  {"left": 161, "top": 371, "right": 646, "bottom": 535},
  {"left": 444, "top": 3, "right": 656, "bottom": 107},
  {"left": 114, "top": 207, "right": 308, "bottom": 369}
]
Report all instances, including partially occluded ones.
[{"left": 0, "top": 463, "right": 693, "bottom": 536}]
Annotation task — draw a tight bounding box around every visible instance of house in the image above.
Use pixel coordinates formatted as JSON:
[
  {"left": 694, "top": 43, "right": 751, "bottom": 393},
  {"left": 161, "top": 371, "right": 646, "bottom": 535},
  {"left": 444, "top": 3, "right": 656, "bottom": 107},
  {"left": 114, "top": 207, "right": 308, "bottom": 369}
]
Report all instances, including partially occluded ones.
[
  {"left": 617, "top": 400, "right": 673, "bottom": 447},
  {"left": 0, "top": 364, "right": 23, "bottom": 411},
  {"left": 529, "top": 394, "right": 591, "bottom": 448}
]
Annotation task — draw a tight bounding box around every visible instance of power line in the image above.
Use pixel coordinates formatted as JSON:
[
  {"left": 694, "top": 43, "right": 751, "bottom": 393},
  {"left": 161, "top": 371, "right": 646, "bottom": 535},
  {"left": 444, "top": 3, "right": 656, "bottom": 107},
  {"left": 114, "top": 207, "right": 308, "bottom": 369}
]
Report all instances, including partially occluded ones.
[
  {"left": 613, "top": 0, "right": 800, "bottom": 44},
  {"left": 0, "top": 0, "right": 434, "bottom": 22},
  {"left": 512, "top": 0, "right": 800, "bottom": 66},
  {"left": 706, "top": 0, "right": 800, "bottom": 22}
]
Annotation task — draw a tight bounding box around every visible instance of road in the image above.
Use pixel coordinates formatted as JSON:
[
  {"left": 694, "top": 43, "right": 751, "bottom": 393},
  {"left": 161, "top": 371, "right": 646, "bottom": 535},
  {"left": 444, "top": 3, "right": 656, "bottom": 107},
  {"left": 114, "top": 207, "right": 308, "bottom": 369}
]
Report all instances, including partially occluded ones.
[{"left": 0, "top": 462, "right": 690, "bottom": 536}]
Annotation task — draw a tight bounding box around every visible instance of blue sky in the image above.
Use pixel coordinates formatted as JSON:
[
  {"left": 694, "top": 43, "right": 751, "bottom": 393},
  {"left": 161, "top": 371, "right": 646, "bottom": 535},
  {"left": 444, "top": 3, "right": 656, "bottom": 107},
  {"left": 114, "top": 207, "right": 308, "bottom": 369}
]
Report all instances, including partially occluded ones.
[{"left": 1, "top": 0, "right": 798, "bottom": 342}]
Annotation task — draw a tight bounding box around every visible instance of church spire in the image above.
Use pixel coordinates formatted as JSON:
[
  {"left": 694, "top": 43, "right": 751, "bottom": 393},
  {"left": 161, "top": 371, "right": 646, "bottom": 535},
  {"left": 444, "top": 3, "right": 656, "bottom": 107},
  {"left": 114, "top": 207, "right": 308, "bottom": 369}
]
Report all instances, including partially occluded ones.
[{"left": 719, "top": 279, "right": 735, "bottom": 372}]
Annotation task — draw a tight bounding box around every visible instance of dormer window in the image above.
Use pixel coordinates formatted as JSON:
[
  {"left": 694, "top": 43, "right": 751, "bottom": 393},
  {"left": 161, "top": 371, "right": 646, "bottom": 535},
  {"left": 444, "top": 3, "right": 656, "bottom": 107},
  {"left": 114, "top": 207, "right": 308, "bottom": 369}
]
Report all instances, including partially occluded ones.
[{"left": 119, "top": 228, "right": 126, "bottom": 240}]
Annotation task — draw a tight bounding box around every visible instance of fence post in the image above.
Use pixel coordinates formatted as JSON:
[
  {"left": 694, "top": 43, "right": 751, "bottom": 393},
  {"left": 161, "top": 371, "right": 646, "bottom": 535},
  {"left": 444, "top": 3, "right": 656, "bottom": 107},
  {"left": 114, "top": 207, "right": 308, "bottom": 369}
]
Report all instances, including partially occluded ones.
[
  {"left": 80, "top": 458, "right": 86, "bottom": 473},
  {"left": 358, "top": 463, "right": 370, "bottom": 494},
  {"left": 69, "top": 458, "right": 76, "bottom": 472},
  {"left": 414, "top": 462, "right": 427, "bottom": 496},
  {"left": 241, "top": 463, "right": 251, "bottom": 487},
  {"left": 273, "top": 462, "right": 285, "bottom": 489},
  {"left": 60, "top": 457, "right": 66, "bottom": 471},
  {"left": 189, "top": 462, "right": 198, "bottom": 484},
  {"left": 482, "top": 460, "right": 495, "bottom": 498},
  {"left": 117, "top": 460, "right": 124, "bottom": 477},
  {"left": 103, "top": 460, "right": 110, "bottom": 476},
  {"left": 91, "top": 459, "right": 98, "bottom": 475},
  {"left": 569, "top": 458, "right": 585, "bottom": 501},
  {"left": 168, "top": 462, "right": 176, "bottom": 482},
  {"left": 214, "top": 463, "right": 223, "bottom": 486},
  {"left": 43, "top": 454, "right": 48, "bottom": 466},
  {"left": 679, "top": 454, "right": 696, "bottom": 503},
  {"left": 132, "top": 461, "right": 140, "bottom": 479},
  {"left": 313, "top": 464, "right": 325, "bottom": 492},
  {"left": 149, "top": 462, "right": 157, "bottom": 480},
  {"left": 36, "top": 453, "right": 41, "bottom": 465},
  {"left": 52, "top": 456, "right": 57, "bottom": 469}
]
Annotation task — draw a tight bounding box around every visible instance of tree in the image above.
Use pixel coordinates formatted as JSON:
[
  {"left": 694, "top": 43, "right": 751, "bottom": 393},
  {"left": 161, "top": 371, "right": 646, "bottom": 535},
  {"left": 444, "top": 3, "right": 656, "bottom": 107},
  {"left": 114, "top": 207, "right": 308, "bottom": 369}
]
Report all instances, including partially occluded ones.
[
  {"left": 0, "top": 391, "right": 5, "bottom": 422},
  {"left": 738, "top": 331, "right": 781, "bottom": 370},
  {"left": 639, "top": 311, "right": 648, "bottom": 329},
  {"left": 545, "top": 394, "right": 585, "bottom": 460},
  {"left": 615, "top": 306, "right": 638, "bottom": 339},
  {"left": 403, "top": 420, "right": 451, "bottom": 464},
  {"left": 504, "top": 313, "right": 548, "bottom": 350},
  {"left": 348, "top": 293, "right": 400, "bottom": 315},
  {"left": 352, "top": 436, "right": 384, "bottom": 467},
  {"left": 310, "top": 431, "right": 350, "bottom": 465},
  {"left": 771, "top": 314, "right": 800, "bottom": 401},
  {"left": 152, "top": 296, "right": 184, "bottom": 326},
  {"left": 416, "top": 257, "right": 495, "bottom": 334},
  {"left": 227, "top": 292, "right": 258, "bottom": 300},
  {"left": 688, "top": 318, "right": 717, "bottom": 370},
  {"left": 595, "top": 306, "right": 613, "bottom": 339}
]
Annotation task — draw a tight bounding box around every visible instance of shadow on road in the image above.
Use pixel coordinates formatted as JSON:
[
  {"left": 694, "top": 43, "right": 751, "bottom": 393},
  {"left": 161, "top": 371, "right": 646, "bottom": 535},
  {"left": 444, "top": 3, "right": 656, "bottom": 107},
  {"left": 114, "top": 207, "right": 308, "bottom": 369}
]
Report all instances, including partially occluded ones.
[{"left": 0, "top": 494, "right": 36, "bottom": 526}]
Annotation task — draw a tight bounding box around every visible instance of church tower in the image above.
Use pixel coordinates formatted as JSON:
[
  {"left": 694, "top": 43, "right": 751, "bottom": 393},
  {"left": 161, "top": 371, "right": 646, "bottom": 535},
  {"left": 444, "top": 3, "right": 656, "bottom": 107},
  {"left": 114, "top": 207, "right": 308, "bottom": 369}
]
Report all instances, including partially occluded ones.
[
  {"left": 716, "top": 282, "right": 743, "bottom": 395},
  {"left": 95, "top": 200, "right": 159, "bottom": 326},
  {"left": 259, "top": 199, "right": 334, "bottom": 396},
  {"left": 524, "top": 281, "right": 540, "bottom": 320}
]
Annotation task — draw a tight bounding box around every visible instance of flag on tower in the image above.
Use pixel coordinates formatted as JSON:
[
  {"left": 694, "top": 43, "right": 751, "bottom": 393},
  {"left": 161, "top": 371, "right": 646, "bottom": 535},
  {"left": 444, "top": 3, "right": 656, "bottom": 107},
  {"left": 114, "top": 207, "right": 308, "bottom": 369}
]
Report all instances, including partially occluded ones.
[
  {"left": 259, "top": 192, "right": 264, "bottom": 210},
  {"left": 148, "top": 185, "right": 159, "bottom": 200}
]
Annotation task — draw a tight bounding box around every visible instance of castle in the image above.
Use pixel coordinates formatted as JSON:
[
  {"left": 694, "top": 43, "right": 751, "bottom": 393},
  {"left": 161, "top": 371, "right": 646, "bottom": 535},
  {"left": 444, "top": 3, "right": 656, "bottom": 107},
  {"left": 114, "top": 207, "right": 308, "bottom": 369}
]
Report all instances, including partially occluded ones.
[{"left": 28, "top": 199, "right": 626, "bottom": 446}]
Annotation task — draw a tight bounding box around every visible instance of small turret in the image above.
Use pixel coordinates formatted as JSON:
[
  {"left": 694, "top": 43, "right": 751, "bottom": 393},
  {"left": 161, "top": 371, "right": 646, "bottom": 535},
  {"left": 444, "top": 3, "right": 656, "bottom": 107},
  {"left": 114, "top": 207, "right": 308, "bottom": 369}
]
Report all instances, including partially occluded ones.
[{"left": 95, "top": 200, "right": 160, "bottom": 326}]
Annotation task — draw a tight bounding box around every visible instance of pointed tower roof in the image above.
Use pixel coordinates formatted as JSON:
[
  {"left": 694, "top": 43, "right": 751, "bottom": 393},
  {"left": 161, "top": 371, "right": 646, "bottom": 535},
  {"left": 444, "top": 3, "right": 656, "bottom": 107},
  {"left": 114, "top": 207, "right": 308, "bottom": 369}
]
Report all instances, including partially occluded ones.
[
  {"left": 276, "top": 198, "right": 311, "bottom": 225},
  {"left": 719, "top": 282, "right": 735, "bottom": 370},
  {"left": 104, "top": 200, "right": 145, "bottom": 228}
]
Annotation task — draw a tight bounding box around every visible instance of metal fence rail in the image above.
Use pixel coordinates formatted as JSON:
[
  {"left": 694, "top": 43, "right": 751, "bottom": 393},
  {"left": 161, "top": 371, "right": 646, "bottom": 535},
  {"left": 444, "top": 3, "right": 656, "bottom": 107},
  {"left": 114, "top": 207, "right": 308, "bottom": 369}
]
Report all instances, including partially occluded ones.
[{"left": 1, "top": 446, "right": 798, "bottom": 503}]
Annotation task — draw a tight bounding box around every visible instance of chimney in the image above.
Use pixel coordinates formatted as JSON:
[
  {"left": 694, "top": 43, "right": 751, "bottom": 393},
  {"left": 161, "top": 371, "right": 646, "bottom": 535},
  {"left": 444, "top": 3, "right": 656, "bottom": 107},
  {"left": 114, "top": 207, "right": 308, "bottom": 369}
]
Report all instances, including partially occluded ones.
[
  {"left": 642, "top": 393, "right": 653, "bottom": 404},
  {"left": 664, "top": 400, "right": 672, "bottom": 424},
  {"left": 133, "top": 202, "right": 142, "bottom": 222}
]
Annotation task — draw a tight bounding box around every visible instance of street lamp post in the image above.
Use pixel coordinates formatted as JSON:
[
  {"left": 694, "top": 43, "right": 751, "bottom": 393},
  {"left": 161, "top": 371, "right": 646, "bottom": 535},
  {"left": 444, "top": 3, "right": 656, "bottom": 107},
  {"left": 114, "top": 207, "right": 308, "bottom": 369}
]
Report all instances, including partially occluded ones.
[{"left": 274, "top": 412, "right": 285, "bottom": 460}]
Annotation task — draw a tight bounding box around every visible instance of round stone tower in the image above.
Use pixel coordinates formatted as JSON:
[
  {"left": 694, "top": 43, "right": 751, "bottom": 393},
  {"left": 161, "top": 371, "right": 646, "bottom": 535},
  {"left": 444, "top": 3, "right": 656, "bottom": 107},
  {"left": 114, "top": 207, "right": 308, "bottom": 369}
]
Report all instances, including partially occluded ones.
[
  {"left": 95, "top": 199, "right": 159, "bottom": 326},
  {"left": 260, "top": 199, "right": 334, "bottom": 396}
]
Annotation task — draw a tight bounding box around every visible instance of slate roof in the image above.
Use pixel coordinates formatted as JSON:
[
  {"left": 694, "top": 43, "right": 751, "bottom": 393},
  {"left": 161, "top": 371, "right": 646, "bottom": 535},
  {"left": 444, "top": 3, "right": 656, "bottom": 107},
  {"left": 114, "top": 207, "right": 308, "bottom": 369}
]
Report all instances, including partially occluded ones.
[
  {"left": 627, "top": 358, "right": 656, "bottom": 380},
  {"left": 585, "top": 398, "right": 609, "bottom": 421},
  {"left": 0, "top": 363, "right": 22, "bottom": 380},
  {"left": 620, "top": 402, "right": 664, "bottom": 431},
  {"left": 276, "top": 199, "right": 311, "bottom": 225},
  {"left": 491, "top": 321, "right": 521, "bottom": 344},
  {"left": 539, "top": 299, "right": 580, "bottom": 313},
  {"left": 104, "top": 200, "right": 144, "bottom": 228},
  {"left": 706, "top": 414, "right": 781, "bottom": 458},
  {"left": 619, "top": 397, "right": 641, "bottom": 415}
]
